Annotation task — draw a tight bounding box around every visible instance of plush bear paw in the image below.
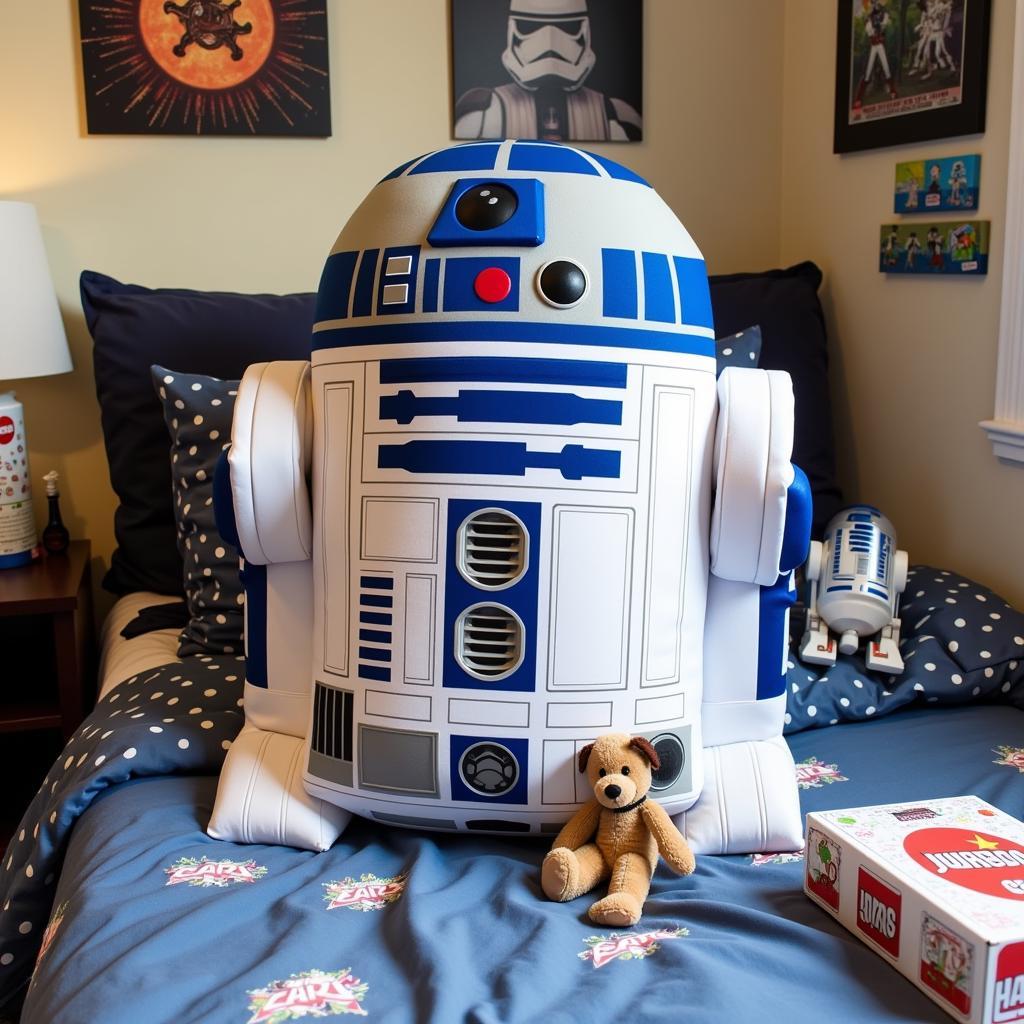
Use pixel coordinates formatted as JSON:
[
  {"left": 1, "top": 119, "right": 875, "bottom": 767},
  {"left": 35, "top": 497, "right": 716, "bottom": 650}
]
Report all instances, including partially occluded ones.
[
  {"left": 541, "top": 847, "right": 580, "bottom": 902},
  {"left": 588, "top": 892, "right": 643, "bottom": 928}
]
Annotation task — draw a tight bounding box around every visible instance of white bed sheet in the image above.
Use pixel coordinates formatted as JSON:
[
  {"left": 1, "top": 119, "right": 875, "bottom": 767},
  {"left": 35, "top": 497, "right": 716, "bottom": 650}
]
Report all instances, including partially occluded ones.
[{"left": 98, "top": 592, "right": 182, "bottom": 699}]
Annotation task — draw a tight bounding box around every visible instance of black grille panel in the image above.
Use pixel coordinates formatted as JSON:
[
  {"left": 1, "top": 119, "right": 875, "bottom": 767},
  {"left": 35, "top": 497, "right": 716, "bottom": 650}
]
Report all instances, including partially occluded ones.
[{"left": 311, "top": 683, "right": 353, "bottom": 761}]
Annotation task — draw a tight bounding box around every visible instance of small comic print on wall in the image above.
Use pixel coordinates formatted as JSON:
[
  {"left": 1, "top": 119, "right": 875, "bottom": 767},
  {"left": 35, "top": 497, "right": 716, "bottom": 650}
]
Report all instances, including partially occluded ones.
[
  {"left": 880, "top": 220, "right": 989, "bottom": 275},
  {"left": 895, "top": 154, "right": 980, "bottom": 213},
  {"left": 849, "top": 0, "right": 967, "bottom": 126},
  {"left": 451, "top": 0, "right": 643, "bottom": 142},
  {"left": 78, "top": 0, "right": 331, "bottom": 136}
]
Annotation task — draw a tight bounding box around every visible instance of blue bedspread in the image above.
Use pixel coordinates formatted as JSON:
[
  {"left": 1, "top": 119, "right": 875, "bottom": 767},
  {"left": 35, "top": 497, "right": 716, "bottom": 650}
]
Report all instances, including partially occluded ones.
[{"left": 6, "top": 704, "right": 1024, "bottom": 1023}]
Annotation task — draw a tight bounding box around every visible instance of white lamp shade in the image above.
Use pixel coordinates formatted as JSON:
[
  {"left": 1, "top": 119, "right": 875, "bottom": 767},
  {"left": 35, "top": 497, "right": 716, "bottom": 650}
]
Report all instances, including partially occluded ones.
[{"left": 0, "top": 201, "right": 73, "bottom": 380}]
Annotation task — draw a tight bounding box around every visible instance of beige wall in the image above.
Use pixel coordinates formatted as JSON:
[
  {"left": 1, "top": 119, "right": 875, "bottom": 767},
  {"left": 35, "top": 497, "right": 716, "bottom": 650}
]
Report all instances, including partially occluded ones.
[
  {"left": 1, "top": 0, "right": 785, "bottom": 617},
  {"left": 780, "top": 0, "right": 1024, "bottom": 608}
]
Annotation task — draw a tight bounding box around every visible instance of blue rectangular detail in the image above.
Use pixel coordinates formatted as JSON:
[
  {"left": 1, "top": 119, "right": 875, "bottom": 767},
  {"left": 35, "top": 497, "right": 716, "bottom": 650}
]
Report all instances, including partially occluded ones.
[
  {"left": 642, "top": 252, "right": 675, "bottom": 324},
  {"left": 379, "top": 390, "right": 622, "bottom": 427},
  {"left": 360, "top": 611, "right": 393, "bottom": 626},
  {"left": 602, "top": 249, "right": 637, "bottom": 320},
  {"left": 380, "top": 356, "right": 627, "bottom": 389},
  {"left": 443, "top": 257, "right": 520, "bottom": 313},
  {"left": 508, "top": 143, "right": 599, "bottom": 176},
  {"left": 359, "top": 629, "right": 392, "bottom": 644},
  {"left": 360, "top": 576, "right": 394, "bottom": 590},
  {"left": 673, "top": 256, "right": 715, "bottom": 330},
  {"left": 315, "top": 251, "right": 358, "bottom": 323},
  {"left": 376, "top": 245, "right": 419, "bottom": 316},
  {"left": 352, "top": 249, "right": 379, "bottom": 318},
  {"left": 410, "top": 144, "right": 501, "bottom": 175},
  {"left": 359, "top": 646, "right": 391, "bottom": 663},
  {"left": 866, "top": 586, "right": 889, "bottom": 599},
  {"left": 239, "top": 562, "right": 267, "bottom": 688},
  {"left": 422, "top": 258, "right": 440, "bottom": 313},
  {"left": 358, "top": 665, "right": 391, "bottom": 682},
  {"left": 826, "top": 585, "right": 854, "bottom": 592},
  {"left": 360, "top": 594, "right": 393, "bottom": 608}
]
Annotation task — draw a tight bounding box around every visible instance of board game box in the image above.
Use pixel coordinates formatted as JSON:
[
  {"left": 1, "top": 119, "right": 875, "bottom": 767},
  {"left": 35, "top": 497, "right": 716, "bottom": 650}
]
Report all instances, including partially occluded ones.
[{"left": 805, "top": 797, "right": 1024, "bottom": 1024}]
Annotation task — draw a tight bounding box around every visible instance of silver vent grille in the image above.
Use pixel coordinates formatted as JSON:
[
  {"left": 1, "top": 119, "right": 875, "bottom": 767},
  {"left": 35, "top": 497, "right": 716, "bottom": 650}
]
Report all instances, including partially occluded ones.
[
  {"left": 458, "top": 509, "right": 528, "bottom": 590},
  {"left": 456, "top": 603, "right": 524, "bottom": 681}
]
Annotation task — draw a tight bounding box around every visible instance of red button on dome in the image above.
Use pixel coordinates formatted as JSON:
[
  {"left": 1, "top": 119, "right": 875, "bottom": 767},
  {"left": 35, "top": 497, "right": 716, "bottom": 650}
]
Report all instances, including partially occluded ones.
[{"left": 474, "top": 267, "right": 512, "bottom": 304}]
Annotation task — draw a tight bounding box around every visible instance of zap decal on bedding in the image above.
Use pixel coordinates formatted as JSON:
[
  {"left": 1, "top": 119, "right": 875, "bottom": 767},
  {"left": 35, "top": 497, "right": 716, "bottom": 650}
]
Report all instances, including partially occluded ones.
[{"left": 805, "top": 796, "right": 1024, "bottom": 1023}]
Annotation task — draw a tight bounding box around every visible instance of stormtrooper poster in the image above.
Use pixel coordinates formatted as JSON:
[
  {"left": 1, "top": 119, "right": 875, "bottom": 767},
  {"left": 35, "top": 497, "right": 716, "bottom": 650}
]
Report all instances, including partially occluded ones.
[
  {"left": 451, "top": 0, "right": 643, "bottom": 143},
  {"left": 78, "top": 0, "right": 331, "bottom": 136}
]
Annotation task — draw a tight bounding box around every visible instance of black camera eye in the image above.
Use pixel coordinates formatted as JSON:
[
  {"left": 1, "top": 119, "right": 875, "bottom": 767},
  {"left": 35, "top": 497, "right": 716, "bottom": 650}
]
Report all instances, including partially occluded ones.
[
  {"left": 538, "top": 260, "right": 588, "bottom": 307},
  {"left": 455, "top": 183, "right": 519, "bottom": 231}
]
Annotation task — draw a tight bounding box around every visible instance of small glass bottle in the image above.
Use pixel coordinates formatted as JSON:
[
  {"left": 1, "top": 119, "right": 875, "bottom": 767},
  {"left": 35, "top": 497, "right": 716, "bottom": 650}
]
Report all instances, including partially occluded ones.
[{"left": 41, "top": 471, "right": 70, "bottom": 555}]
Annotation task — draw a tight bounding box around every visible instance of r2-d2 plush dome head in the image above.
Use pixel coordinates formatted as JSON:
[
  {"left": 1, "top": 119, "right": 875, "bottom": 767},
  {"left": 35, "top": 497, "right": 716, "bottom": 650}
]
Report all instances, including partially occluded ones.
[{"left": 210, "top": 140, "right": 811, "bottom": 854}]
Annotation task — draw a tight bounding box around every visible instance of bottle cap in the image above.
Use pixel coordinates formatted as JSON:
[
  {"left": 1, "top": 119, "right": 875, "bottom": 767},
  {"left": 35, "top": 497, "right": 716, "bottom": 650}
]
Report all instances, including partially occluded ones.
[{"left": 43, "top": 470, "right": 59, "bottom": 496}]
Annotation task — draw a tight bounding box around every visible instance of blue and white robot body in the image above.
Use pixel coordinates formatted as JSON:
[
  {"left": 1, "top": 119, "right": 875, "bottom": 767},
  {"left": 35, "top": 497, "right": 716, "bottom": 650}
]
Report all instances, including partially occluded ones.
[
  {"left": 799, "top": 505, "right": 910, "bottom": 676},
  {"left": 299, "top": 142, "right": 724, "bottom": 834}
]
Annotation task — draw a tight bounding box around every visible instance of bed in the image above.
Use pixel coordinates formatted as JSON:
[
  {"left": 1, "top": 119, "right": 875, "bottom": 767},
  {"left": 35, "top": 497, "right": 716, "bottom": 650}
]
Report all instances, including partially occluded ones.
[{"left": 2, "top": 267, "right": 1023, "bottom": 1024}]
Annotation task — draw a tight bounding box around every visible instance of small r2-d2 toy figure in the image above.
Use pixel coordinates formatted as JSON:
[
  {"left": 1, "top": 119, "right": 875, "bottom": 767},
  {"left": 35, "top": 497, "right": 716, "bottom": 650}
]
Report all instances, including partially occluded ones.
[
  {"left": 208, "top": 141, "right": 812, "bottom": 857},
  {"left": 800, "top": 506, "right": 909, "bottom": 675}
]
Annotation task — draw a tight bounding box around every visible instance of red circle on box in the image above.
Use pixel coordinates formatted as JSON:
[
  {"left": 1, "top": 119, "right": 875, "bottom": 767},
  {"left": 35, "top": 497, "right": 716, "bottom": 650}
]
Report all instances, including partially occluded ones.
[
  {"left": 904, "top": 827, "right": 1024, "bottom": 900},
  {"left": 0, "top": 417, "right": 14, "bottom": 446},
  {"left": 474, "top": 267, "right": 512, "bottom": 304}
]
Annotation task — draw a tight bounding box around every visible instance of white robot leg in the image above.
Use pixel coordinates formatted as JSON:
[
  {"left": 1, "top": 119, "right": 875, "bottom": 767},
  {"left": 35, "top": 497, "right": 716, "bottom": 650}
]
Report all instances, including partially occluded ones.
[
  {"left": 208, "top": 362, "right": 351, "bottom": 850},
  {"left": 679, "top": 368, "right": 809, "bottom": 855},
  {"left": 865, "top": 549, "right": 909, "bottom": 675},
  {"left": 799, "top": 540, "right": 837, "bottom": 668}
]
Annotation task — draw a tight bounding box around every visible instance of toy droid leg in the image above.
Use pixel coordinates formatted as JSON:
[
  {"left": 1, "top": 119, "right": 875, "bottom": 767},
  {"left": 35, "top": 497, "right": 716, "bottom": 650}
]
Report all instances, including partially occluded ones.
[
  {"left": 207, "top": 362, "right": 350, "bottom": 851},
  {"left": 865, "top": 616, "right": 905, "bottom": 675},
  {"left": 542, "top": 843, "right": 609, "bottom": 903},
  {"left": 799, "top": 540, "right": 837, "bottom": 667},
  {"left": 589, "top": 853, "right": 653, "bottom": 928}
]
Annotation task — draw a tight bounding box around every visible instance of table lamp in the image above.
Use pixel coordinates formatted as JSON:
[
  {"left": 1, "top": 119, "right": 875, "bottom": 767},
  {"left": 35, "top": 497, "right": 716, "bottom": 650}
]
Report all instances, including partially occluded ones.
[{"left": 0, "top": 201, "right": 73, "bottom": 568}]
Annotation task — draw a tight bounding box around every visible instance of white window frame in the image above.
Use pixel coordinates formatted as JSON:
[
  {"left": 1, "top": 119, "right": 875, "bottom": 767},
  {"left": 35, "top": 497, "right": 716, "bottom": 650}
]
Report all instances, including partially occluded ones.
[{"left": 981, "top": 0, "right": 1024, "bottom": 462}]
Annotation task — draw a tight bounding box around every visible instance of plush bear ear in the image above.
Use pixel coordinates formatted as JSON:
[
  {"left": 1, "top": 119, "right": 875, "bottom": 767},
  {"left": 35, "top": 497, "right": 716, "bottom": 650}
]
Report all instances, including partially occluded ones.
[
  {"left": 578, "top": 743, "right": 595, "bottom": 773},
  {"left": 629, "top": 736, "right": 660, "bottom": 771}
]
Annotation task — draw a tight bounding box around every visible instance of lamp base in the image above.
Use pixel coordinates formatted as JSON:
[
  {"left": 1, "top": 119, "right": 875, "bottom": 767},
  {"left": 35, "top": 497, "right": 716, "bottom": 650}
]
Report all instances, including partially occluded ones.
[{"left": 0, "top": 391, "right": 39, "bottom": 570}]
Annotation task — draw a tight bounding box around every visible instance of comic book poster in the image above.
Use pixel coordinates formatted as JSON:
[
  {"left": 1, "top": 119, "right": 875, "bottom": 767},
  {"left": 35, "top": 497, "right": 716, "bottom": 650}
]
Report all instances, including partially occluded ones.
[
  {"left": 879, "top": 220, "right": 989, "bottom": 275},
  {"left": 895, "top": 153, "right": 980, "bottom": 213}
]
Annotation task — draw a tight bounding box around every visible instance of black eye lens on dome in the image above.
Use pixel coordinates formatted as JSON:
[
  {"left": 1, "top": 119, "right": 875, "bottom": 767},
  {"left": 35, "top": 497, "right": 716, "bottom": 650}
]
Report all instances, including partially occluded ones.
[
  {"left": 538, "top": 260, "right": 588, "bottom": 307},
  {"left": 455, "top": 183, "right": 519, "bottom": 231}
]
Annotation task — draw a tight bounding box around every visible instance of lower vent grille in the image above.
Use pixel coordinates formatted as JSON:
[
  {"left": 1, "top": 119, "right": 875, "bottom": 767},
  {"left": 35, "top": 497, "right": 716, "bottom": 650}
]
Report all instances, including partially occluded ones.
[{"left": 456, "top": 603, "right": 523, "bottom": 680}]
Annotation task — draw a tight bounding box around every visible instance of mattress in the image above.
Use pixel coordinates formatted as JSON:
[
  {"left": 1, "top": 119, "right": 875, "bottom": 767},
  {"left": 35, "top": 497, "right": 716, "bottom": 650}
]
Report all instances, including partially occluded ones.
[
  {"left": 97, "top": 592, "right": 181, "bottom": 699},
  {"left": 18, "top": 703, "right": 1024, "bottom": 1024}
]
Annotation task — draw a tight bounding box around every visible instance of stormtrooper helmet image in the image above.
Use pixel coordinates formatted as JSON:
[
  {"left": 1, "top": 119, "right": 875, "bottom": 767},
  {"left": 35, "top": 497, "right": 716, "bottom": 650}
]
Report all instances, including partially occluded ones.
[
  {"left": 501, "top": 0, "right": 597, "bottom": 90},
  {"left": 207, "top": 141, "right": 811, "bottom": 857}
]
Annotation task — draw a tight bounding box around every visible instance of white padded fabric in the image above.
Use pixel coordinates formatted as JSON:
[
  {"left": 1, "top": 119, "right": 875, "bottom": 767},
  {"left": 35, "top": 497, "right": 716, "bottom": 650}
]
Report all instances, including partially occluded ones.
[
  {"left": 98, "top": 592, "right": 182, "bottom": 699},
  {"left": 207, "top": 724, "right": 351, "bottom": 851},
  {"left": 230, "top": 361, "right": 313, "bottom": 566},
  {"left": 675, "top": 736, "right": 804, "bottom": 856},
  {"left": 710, "top": 368, "right": 795, "bottom": 586}
]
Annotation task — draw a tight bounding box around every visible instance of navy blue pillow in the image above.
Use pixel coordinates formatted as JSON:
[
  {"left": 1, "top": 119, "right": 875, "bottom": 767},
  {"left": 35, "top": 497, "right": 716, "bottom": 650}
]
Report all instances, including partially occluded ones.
[
  {"left": 83, "top": 271, "right": 315, "bottom": 596},
  {"left": 716, "top": 325, "right": 762, "bottom": 376},
  {"left": 709, "top": 263, "right": 842, "bottom": 536}
]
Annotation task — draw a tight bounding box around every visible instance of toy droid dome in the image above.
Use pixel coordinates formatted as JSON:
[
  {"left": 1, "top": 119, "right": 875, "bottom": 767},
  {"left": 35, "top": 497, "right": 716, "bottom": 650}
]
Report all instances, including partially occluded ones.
[{"left": 209, "top": 141, "right": 812, "bottom": 854}]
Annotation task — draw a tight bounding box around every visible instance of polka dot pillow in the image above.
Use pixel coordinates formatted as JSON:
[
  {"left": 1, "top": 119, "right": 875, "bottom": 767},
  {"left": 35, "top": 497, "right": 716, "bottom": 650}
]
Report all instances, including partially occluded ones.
[{"left": 152, "top": 366, "right": 243, "bottom": 656}]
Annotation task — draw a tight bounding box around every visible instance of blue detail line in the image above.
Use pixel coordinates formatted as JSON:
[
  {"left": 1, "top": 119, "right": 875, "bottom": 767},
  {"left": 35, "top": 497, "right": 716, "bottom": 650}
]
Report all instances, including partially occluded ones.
[
  {"left": 673, "top": 256, "right": 714, "bottom": 330},
  {"left": 642, "top": 252, "right": 675, "bottom": 323},
  {"left": 360, "top": 594, "right": 393, "bottom": 608},
  {"left": 313, "top": 320, "right": 715, "bottom": 357},
  {"left": 379, "top": 390, "right": 622, "bottom": 426},
  {"left": 358, "top": 665, "right": 391, "bottom": 682},
  {"left": 423, "top": 258, "right": 440, "bottom": 313},
  {"left": 866, "top": 587, "right": 889, "bottom": 599},
  {"left": 359, "top": 646, "right": 391, "bottom": 663},
  {"left": 315, "top": 251, "right": 358, "bottom": 323},
  {"left": 379, "top": 356, "right": 627, "bottom": 389},
  {"left": 360, "top": 576, "right": 394, "bottom": 590},
  {"left": 826, "top": 585, "right": 854, "bottom": 592},
  {"left": 410, "top": 144, "right": 501, "bottom": 175},
  {"left": 352, "top": 249, "right": 379, "bottom": 318},
  {"left": 507, "top": 143, "right": 599, "bottom": 176},
  {"left": 360, "top": 611, "right": 393, "bottom": 626},
  {"left": 359, "top": 628, "right": 392, "bottom": 644},
  {"left": 602, "top": 249, "right": 638, "bottom": 320},
  {"left": 240, "top": 563, "right": 267, "bottom": 688},
  {"left": 378, "top": 440, "right": 620, "bottom": 480}
]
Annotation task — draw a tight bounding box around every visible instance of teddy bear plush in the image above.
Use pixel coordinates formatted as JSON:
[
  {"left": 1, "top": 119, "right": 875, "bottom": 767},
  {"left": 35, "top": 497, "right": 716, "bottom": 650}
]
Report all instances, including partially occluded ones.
[{"left": 540, "top": 733, "right": 696, "bottom": 927}]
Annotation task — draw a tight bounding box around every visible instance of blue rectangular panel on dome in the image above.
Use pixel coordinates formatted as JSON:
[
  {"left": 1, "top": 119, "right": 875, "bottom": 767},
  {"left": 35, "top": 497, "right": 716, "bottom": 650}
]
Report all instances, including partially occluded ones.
[
  {"left": 443, "top": 256, "right": 519, "bottom": 312},
  {"left": 422, "top": 258, "right": 440, "bottom": 313},
  {"left": 410, "top": 144, "right": 501, "bottom": 175},
  {"left": 507, "top": 143, "right": 600, "bottom": 176},
  {"left": 352, "top": 249, "right": 379, "bottom": 318},
  {"left": 601, "top": 248, "right": 638, "bottom": 320},
  {"left": 376, "top": 246, "right": 419, "bottom": 316},
  {"left": 642, "top": 252, "right": 675, "bottom": 323},
  {"left": 673, "top": 256, "right": 714, "bottom": 330},
  {"left": 588, "top": 153, "right": 652, "bottom": 187},
  {"left": 315, "top": 250, "right": 358, "bottom": 322},
  {"left": 380, "top": 356, "right": 628, "bottom": 389}
]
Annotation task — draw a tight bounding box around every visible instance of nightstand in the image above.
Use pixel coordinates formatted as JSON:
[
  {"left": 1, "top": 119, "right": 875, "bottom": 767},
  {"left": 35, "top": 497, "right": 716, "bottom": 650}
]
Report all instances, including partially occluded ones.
[{"left": 0, "top": 540, "right": 95, "bottom": 739}]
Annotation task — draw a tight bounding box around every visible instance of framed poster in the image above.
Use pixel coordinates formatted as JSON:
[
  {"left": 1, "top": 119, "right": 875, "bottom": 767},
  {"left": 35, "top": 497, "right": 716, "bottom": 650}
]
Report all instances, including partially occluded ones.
[
  {"left": 894, "top": 153, "right": 980, "bottom": 212},
  {"left": 879, "top": 219, "right": 990, "bottom": 274},
  {"left": 78, "top": 1, "right": 331, "bottom": 136},
  {"left": 834, "top": 0, "right": 990, "bottom": 154},
  {"left": 451, "top": 0, "right": 643, "bottom": 143}
]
